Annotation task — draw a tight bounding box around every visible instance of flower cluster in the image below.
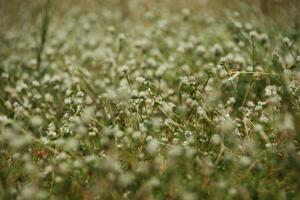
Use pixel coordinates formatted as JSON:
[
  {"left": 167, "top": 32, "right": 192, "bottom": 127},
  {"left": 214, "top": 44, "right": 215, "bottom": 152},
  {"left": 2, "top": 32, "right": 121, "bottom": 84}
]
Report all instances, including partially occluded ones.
[{"left": 0, "top": 1, "right": 300, "bottom": 199}]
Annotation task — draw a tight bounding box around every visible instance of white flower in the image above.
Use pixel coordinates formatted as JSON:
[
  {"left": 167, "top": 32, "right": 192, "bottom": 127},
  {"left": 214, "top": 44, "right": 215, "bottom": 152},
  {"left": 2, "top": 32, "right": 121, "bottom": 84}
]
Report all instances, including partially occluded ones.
[
  {"left": 168, "top": 145, "right": 183, "bottom": 158},
  {"left": 81, "top": 106, "right": 96, "bottom": 123},
  {"left": 47, "top": 123, "right": 57, "bottom": 137},
  {"left": 211, "top": 43, "right": 223, "bottom": 56},
  {"left": 265, "top": 85, "right": 277, "bottom": 96},
  {"left": 119, "top": 65, "right": 129, "bottom": 74},
  {"left": 249, "top": 31, "right": 259, "bottom": 39},
  {"left": 146, "top": 139, "right": 160, "bottom": 155},
  {"left": 197, "top": 106, "right": 207, "bottom": 116},
  {"left": 30, "top": 115, "right": 43, "bottom": 127},
  {"left": 210, "top": 134, "right": 221, "bottom": 145},
  {"left": 88, "top": 131, "right": 97, "bottom": 137},
  {"left": 283, "top": 37, "right": 291, "bottom": 47},
  {"left": 118, "top": 173, "right": 135, "bottom": 187},
  {"left": 196, "top": 45, "right": 206, "bottom": 56},
  {"left": 240, "top": 156, "right": 252, "bottom": 166},
  {"left": 132, "top": 131, "right": 141, "bottom": 140},
  {"left": 279, "top": 114, "right": 294, "bottom": 131},
  {"left": 45, "top": 93, "right": 53, "bottom": 102},
  {"left": 135, "top": 76, "right": 145, "bottom": 83},
  {"left": 32, "top": 80, "right": 40, "bottom": 87},
  {"left": 259, "top": 113, "right": 269, "bottom": 123}
]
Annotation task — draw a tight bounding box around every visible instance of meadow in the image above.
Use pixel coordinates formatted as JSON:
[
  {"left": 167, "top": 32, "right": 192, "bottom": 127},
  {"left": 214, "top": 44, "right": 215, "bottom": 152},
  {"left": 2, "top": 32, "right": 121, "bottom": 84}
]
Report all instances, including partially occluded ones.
[{"left": 0, "top": 0, "right": 300, "bottom": 199}]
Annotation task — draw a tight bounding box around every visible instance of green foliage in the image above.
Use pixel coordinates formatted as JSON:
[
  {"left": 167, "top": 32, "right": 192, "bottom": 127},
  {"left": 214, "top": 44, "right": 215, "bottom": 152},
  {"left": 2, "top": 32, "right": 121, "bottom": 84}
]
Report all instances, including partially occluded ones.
[{"left": 0, "top": 1, "right": 300, "bottom": 199}]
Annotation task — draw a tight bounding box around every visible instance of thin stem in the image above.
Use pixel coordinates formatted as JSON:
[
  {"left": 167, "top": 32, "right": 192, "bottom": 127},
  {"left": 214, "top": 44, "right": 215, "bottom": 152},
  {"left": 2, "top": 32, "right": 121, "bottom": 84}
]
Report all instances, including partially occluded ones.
[
  {"left": 229, "top": 71, "right": 280, "bottom": 76},
  {"left": 223, "top": 64, "right": 236, "bottom": 92},
  {"left": 242, "top": 77, "right": 255, "bottom": 107},
  {"left": 251, "top": 36, "right": 255, "bottom": 71},
  {"left": 200, "top": 75, "right": 211, "bottom": 95},
  {"left": 36, "top": 0, "right": 51, "bottom": 69}
]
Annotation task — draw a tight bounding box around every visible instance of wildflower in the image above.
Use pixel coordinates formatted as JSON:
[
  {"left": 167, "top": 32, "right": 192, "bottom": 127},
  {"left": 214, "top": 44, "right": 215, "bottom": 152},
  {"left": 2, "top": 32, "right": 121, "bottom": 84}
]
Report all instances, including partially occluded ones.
[
  {"left": 282, "top": 37, "right": 291, "bottom": 47},
  {"left": 107, "top": 26, "right": 115, "bottom": 34},
  {"left": 272, "top": 51, "right": 280, "bottom": 62},
  {"left": 119, "top": 65, "right": 129, "bottom": 74},
  {"left": 181, "top": 192, "right": 197, "bottom": 200},
  {"left": 249, "top": 31, "right": 259, "bottom": 39},
  {"left": 20, "top": 184, "right": 38, "bottom": 200},
  {"left": 227, "top": 97, "right": 236, "bottom": 105},
  {"left": 240, "top": 156, "right": 251, "bottom": 167},
  {"left": 44, "top": 93, "right": 53, "bottom": 102},
  {"left": 81, "top": 106, "right": 96, "bottom": 123},
  {"left": 182, "top": 8, "right": 191, "bottom": 21},
  {"left": 32, "top": 80, "right": 40, "bottom": 87},
  {"left": 135, "top": 76, "right": 145, "bottom": 83},
  {"left": 65, "top": 138, "right": 79, "bottom": 151},
  {"left": 168, "top": 145, "right": 183, "bottom": 158},
  {"left": 219, "top": 116, "right": 236, "bottom": 133},
  {"left": 259, "top": 113, "right": 269, "bottom": 123},
  {"left": 265, "top": 85, "right": 277, "bottom": 96},
  {"left": 47, "top": 123, "right": 57, "bottom": 138},
  {"left": 88, "top": 131, "right": 97, "bottom": 137},
  {"left": 146, "top": 138, "right": 160, "bottom": 155},
  {"left": 132, "top": 131, "right": 141, "bottom": 140},
  {"left": 279, "top": 114, "right": 294, "bottom": 131},
  {"left": 196, "top": 45, "right": 206, "bottom": 56},
  {"left": 118, "top": 172, "right": 135, "bottom": 187},
  {"left": 259, "top": 33, "right": 269, "bottom": 45},
  {"left": 210, "top": 134, "right": 221, "bottom": 145},
  {"left": 30, "top": 115, "right": 43, "bottom": 127},
  {"left": 118, "top": 33, "right": 126, "bottom": 41},
  {"left": 197, "top": 106, "right": 207, "bottom": 117},
  {"left": 211, "top": 43, "right": 223, "bottom": 57}
]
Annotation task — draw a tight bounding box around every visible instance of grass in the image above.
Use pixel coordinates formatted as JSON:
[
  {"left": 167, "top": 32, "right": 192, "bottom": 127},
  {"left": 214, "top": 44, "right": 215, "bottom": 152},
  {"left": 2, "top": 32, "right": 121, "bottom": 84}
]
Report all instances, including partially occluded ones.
[{"left": 0, "top": 0, "right": 300, "bottom": 199}]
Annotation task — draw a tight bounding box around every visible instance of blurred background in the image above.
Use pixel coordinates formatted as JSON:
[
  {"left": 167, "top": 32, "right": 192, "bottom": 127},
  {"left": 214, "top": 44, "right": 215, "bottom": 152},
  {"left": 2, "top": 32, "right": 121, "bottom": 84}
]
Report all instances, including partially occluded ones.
[{"left": 1, "top": 0, "right": 299, "bottom": 27}]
